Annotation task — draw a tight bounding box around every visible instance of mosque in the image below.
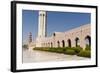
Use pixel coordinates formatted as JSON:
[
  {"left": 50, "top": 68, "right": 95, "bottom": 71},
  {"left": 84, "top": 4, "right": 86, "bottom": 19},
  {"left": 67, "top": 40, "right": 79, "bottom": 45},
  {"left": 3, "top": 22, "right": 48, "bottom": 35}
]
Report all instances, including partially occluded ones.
[{"left": 28, "top": 11, "right": 91, "bottom": 50}]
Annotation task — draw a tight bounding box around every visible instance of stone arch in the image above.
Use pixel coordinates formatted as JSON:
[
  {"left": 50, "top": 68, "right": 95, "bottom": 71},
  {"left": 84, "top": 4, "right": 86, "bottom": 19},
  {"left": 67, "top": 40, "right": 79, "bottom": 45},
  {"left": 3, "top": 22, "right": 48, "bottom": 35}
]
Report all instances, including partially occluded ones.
[
  {"left": 75, "top": 37, "right": 80, "bottom": 47},
  {"left": 67, "top": 39, "right": 71, "bottom": 47},
  {"left": 57, "top": 41, "right": 60, "bottom": 47},
  {"left": 48, "top": 43, "right": 50, "bottom": 47},
  {"left": 62, "top": 40, "right": 65, "bottom": 47},
  {"left": 46, "top": 43, "right": 47, "bottom": 47},
  {"left": 85, "top": 35, "right": 91, "bottom": 46},
  {"left": 44, "top": 43, "right": 45, "bottom": 47},
  {"left": 51, "top": 42, "right": 53, "bottom": 47}
]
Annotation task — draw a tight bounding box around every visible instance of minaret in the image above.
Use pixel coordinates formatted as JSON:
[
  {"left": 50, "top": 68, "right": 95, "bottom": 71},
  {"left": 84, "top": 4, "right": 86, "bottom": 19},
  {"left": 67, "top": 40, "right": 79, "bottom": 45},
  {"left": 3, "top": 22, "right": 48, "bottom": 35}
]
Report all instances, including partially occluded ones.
[
  {"left": 38, "top": 11, "right": 47, "bottom": 37},
  {"left": 29, "top": 32, "right": 32, "bottom": 43}
]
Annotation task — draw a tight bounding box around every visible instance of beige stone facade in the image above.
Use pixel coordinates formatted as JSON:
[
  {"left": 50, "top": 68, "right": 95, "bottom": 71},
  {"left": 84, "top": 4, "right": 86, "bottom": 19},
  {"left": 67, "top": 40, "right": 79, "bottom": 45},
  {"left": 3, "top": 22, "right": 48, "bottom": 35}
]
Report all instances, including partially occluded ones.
[
  {"left": 29, "top": 24, "right": 91, "bottom": 50},
  {"left": 37, "top": 24, "right": 91, "bottom": 49}
]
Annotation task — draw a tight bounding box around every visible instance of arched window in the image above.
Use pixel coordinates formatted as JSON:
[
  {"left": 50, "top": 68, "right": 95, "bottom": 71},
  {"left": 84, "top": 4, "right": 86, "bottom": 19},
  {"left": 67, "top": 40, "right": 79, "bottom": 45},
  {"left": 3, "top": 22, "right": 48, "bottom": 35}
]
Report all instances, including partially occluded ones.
[
  {"left": 75, "top": 37, "right": 80, "bottom": 47},
  {"left": 62, "top": 40, "right": 65, "bottom": 47},
  {"left": 85, "top": 35, "right": 91, "bottom": 46},
  {"left": 43, "top": 14, "right": 45, "bottom": 16},
  {"left": 57, "top": 41, "right": 60, "bottom": 47},
  {"left": 53, "top": 33, "right": 56, "bottom": 37},
  {"left": 68, "top": 39, "right": 71, "bottom": 47},
  {"left": 40, "top": 14, "right": 42, "bottom": 16}
]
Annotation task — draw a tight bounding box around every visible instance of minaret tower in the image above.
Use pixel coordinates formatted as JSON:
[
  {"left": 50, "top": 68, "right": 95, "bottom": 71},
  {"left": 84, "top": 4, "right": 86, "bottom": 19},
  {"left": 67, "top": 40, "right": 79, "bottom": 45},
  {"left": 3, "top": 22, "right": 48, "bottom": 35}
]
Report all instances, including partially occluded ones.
[
  {"left": 38, "top": 11, "right": 47, "bottom": 37},
  {"left": 36, "top": 11, "right": 47, "bottom": 47},
  {"left": 29, "top": 32, "right": 32, "bottom": 43}
]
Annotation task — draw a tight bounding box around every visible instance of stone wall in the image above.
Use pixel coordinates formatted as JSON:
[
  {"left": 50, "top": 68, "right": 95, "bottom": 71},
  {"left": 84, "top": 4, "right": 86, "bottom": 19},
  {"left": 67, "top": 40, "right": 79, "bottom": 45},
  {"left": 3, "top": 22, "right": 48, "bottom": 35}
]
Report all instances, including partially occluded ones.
[{"left": 38, "top": 24, "right": 91, "bottom": 49}]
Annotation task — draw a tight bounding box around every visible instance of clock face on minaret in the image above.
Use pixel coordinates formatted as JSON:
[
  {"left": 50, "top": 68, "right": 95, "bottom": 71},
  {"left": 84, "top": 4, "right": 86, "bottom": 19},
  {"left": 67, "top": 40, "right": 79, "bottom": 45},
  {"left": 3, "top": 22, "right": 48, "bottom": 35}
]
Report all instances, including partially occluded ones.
[{"left": 38, "top": 11, "right": 47, "bottom": 37}]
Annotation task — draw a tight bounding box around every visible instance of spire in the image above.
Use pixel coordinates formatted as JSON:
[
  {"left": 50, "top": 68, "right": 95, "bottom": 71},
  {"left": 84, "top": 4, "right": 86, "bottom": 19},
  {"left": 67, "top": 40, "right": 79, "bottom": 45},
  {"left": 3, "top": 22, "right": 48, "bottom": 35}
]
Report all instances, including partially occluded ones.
[{"left": 29, "top": 32, "right": 32, "bottom": 43}]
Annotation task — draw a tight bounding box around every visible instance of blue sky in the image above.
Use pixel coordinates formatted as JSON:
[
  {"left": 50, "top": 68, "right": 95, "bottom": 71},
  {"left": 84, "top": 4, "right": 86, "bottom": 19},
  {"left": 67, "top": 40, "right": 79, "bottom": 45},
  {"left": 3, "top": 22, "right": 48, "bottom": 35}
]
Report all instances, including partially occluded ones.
[{"left": 22, "top": 10, "right": 91, "bottom": 43}]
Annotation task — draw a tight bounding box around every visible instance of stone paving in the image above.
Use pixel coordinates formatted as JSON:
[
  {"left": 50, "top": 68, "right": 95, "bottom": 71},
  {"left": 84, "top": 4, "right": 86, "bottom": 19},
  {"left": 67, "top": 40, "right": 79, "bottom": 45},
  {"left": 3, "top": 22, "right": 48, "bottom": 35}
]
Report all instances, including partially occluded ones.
[{"left": 23, "top": 49, "right": 90, "bottom": 63}]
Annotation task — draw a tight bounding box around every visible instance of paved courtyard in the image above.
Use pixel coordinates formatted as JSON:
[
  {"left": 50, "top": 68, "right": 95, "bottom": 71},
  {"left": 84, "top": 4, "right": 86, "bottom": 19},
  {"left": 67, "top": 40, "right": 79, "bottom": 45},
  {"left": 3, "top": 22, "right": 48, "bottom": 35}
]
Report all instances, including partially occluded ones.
[{"left": 23, "top": 49, "right": 90, "bottom": 63}]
